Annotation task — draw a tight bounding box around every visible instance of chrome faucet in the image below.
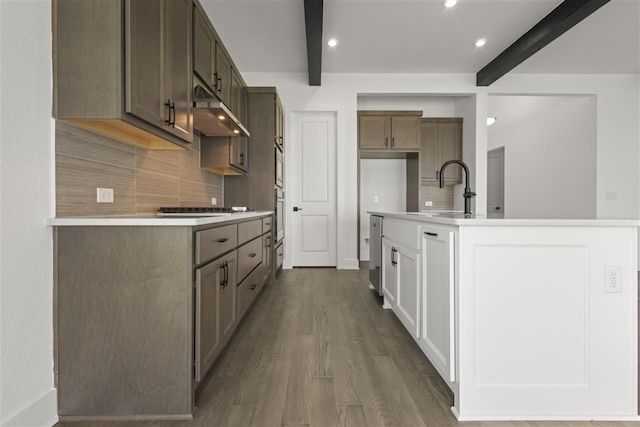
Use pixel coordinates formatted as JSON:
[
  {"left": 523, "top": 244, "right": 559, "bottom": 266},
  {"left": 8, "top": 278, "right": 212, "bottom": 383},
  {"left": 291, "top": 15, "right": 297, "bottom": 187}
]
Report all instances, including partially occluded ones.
[{"left": 439, "top": 160, "right": 476, "bottom": 216}]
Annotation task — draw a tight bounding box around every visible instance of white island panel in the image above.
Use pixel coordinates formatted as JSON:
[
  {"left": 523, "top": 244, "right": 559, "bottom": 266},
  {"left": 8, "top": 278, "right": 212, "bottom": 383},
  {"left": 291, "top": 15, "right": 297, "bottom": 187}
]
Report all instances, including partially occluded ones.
[{"left": 457, "top": 225, "right": 638, "bottom": 420}]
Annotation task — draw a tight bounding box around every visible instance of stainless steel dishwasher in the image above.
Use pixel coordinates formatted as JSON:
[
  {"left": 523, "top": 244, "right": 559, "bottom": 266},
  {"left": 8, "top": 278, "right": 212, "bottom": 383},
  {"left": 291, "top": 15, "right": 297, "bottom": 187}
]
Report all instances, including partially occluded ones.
[{"left": 369, "top": 215, "right": 383, "bottom": 296}]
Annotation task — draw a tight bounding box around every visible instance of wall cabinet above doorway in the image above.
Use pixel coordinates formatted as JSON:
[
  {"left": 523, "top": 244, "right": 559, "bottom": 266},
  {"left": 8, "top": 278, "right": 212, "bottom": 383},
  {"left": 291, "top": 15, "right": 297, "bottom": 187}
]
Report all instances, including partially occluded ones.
[{"left": 358, "top": 111, "right": 422, "bottom": 151}]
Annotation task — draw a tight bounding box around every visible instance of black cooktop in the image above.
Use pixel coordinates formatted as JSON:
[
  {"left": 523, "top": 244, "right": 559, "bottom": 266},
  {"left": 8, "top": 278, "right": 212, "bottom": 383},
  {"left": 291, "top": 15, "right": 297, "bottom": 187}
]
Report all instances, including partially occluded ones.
[{"left": 157, "top": 207, "right": 249, "bottom": 217}]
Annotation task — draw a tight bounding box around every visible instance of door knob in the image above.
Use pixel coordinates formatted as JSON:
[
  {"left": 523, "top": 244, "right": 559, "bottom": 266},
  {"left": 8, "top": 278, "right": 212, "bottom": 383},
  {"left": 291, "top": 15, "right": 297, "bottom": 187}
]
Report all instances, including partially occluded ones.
[{"left": 293, "top": 206, "right": 303, "bottom": 212}]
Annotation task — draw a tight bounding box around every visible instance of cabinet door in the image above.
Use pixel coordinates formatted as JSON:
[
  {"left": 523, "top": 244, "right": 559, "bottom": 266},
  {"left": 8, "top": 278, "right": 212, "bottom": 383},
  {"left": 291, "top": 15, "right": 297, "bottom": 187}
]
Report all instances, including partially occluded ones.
[
  {"left": 439, "top": 122, "right": 462, "bottom": 183},
  {"left": 420, "top": 228, "right": 455, "bottom": 382},
  {"left": 419, "top": 121, "right": 438, "bottom": 181},
  {"left": 219, "top": 252, "right": 238, "bottom": 345},
  {"left": 391, "top": 116, "right": 420, "bottom": 150},
  {"left": 396, "top": 246, "right": 420, "bottom": 338},
  {"left": 166, "top": 0, "right": 192, "bottom": 141},
  {"left": 359, "top": 115, "right": 390, "bottom": 149},
  {"left": 382, "top": 238, "right": 397, "bottom": 306},
  {"left": 126, "top": 0, "right": 192, "bottom": 142},
  {"left": 231, "top": 68, "right": 248, "bottom": 123},
  {"left": 215, "top": 43, "right": 232, "bottom": 107},
  {"left": 263, "top": 233, "right": 272, "bottom": 284},
  {"left": 193, "top": 5, "right": 215, "bottom": 90},
  {"left": 125, "top": 0, "right": 164, "bottom": 128},
  {"left": 230, "top": 137, "right": 248, "bottom": 172},
  {"left": 195, "top": 252, "right": 229, "bottom": 381},
  {"left": 275, "top": 96, "right": 284, "bottom": 149},
  {"left": 420, "top": 120, "right": 462, "bottom": 182}
]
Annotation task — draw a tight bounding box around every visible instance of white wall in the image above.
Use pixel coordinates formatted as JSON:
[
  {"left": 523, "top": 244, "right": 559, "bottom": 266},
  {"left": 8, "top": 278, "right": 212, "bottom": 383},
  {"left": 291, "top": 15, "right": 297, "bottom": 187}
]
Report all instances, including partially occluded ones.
[
  {"left": 357, "top": 95, "right": 456, "bottom": 117},
  {"left": 0, "top": 2, "right": 57, "bottom": 426},
  {"left": 488, "top": 95, "right": 597, "bottom": 219},
  {"left": 242, "top": 72, "right": 638, "bottom": 268},
  {"left": 490, "top": 74, "right": 640, "bottom": 219},
  {"left": 359, "top": 159, "right": 406, "bottom": 260}
]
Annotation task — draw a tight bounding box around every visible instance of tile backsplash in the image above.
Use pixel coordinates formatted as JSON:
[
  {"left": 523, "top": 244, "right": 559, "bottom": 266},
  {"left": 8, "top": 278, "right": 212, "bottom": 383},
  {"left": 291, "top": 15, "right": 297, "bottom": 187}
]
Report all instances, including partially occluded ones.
[
  {"left": 55, "top": 121, "right": 224, "bottom": 217},
  {"left": 420, "top": 182, "right": 454, "bottom": 211}
]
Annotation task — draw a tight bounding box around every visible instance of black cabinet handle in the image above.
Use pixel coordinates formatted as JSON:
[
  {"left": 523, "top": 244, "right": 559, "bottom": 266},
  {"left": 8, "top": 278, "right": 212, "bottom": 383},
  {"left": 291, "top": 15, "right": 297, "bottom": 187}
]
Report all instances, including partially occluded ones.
[
  {"left": 239, "top": 153, "right": 244, "bottom": 165},
  {"left": 215, "top": 73, "right": 222, "bottom": 94},
  {"left": 170, "top": 101, "right": 176, "bottom": 127},
  {"left": 217, "top": 238, "right": 228, "bottom": 243},
  {"left": 249, "top": 253, "right": 257, "bottom": 258},
  {"left": 164, "top": 99, "right": 172, "bottom": 125},
  {"left": 293, "top": 206, "right": 302, "bottom": 212},
  {"left": 250, "top": 284, "right": 257, "bottom": 290},
  {"left": 424, "top": 232, "right": 438, "bottom": 237},
  {"left": 385, "top": 137, "right": 389, "bottom": 147},
  {"left": 224, "top": 261, "right": 229, "bottom": 288},
  {"left": 391, "top": 137, "right": 395, "bottom": 148},
  {"left": 219, "top": 262, "right": 227, "bottom": 288},
  {"left": 391, "top": 247, "right": 397, "bottom": 266}
]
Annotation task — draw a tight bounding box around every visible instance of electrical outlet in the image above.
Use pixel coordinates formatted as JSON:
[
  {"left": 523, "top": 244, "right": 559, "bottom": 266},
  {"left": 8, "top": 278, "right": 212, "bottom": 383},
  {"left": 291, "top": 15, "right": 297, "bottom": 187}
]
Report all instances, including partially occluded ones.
[
  {"left": 373, "top": 196, "right": 379, "bottom": 203},
  {"left": 604, "top": 266, "right": 622, "bottom": 293},
  {"left": 211, "top": 197, "right": 217, "bottom": 205},
  {"left": 96, "top": 188, "right": 114, "bottom": 203},
  {"left": 424, "top": 201, "right": 433, "bottom": 207}
]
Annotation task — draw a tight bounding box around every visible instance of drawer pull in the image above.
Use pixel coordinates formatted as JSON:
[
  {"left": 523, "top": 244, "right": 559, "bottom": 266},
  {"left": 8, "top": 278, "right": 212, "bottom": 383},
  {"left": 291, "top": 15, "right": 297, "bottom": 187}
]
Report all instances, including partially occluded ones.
[
  {"left": 217, "top": 238, "right": 229, "bottom": 243},
  {"left": 249, "top": 253, "right": 257, "bottom": 258},
  {"left": 250, "top": 284, "right": 257, "bottom": 290},
  {"left": 424, "top": 232, "right": 438, "bottom": 237}
]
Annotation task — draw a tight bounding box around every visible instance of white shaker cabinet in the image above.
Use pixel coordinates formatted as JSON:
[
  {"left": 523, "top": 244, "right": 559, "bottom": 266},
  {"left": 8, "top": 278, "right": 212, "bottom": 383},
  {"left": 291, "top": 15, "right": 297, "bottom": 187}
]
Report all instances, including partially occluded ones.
[
  {"left": 382, "top": 219, "right": 421, "bottom": 338},
  {"left": 420, "top": 226, "right": 456, "bottom": 384}
]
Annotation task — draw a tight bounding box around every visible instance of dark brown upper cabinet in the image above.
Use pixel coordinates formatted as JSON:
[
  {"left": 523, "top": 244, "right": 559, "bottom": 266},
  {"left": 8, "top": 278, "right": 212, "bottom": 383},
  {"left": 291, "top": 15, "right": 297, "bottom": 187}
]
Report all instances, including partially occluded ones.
[
  {"left": 53, "top": 0, "right": 193, "bottom": 150},
  {"left": 420, "top": 118, "right": 463, "bottom": 183},
  {"left": 193, "top": 4, "right": 216, "bottom": 92},
  {"left": 358, "top": 111, "right": 422, "bottom": 151}
]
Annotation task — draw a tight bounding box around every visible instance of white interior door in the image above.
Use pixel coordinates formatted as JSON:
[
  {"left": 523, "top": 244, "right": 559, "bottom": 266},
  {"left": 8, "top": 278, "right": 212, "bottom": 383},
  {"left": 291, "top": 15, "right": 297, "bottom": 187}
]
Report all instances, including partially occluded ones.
[
  {"left": 289, "top": 112, "right": 337, "bottom": 267},
  {"left": 487, "top": 147, "right": 505, "bottom": 218}
]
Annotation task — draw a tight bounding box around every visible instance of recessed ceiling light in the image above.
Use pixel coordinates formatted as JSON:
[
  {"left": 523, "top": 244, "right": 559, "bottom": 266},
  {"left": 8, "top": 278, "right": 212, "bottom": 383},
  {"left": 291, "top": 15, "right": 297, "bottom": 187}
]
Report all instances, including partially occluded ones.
[
  {"left": 327, "top": 38, "right": 337, "bottom": 47},
  {"left": 487, "top": 117, "right": 497, "bottom": 126},
  {"left": 475, "top": 38, "right": 486, "bottom": 47},
  {"left": 444, "top": 0, "right": 457, "bottom": 7}
]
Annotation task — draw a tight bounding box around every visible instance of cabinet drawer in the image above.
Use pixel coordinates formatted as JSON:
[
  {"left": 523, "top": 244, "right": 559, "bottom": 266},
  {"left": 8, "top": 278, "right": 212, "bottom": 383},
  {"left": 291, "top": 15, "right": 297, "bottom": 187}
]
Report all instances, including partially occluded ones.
[
  {"left": 238, "top": 236, "right": 262, "bottom": 282},
  {"left": 238, "top": 265, "right": 263, "bottom": 319},
  {"left": 195, "top": 224, "right": 238, "bottom": 264},
  {"left": 262, "top": 216, "right": 273, "bottom": 233},
  {"left": 383, "top": 219, "right": 420, "bottom": 251},
  {"left": 238, "top": 219, "right": 262, "bottom": 245}
]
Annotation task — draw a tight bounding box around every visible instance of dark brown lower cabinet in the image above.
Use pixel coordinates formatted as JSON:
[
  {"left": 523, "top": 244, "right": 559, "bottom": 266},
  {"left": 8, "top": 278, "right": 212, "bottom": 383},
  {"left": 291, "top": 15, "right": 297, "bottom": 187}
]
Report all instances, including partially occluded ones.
[
  {"left": 195, "top": 250, "right": 237, "bottom": 382},
  {"left": 54, "top": 214, "right": 271, "bottom": 421}
]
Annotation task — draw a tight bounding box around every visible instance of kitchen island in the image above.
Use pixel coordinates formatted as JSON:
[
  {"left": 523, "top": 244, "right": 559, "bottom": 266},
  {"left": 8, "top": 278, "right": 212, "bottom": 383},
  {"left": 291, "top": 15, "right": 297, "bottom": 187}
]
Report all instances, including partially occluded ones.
[
  {"left": 370, "top": 211, "right": 639, "bottom": 421},
  {"left": 48, "top": 212, "right": 274, "bottom": 421}
]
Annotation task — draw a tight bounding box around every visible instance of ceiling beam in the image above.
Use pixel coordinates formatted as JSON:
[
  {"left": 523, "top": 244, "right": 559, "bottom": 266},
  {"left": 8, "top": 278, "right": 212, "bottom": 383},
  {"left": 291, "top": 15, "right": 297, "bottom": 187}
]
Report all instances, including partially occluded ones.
[
  {"left": 476, "top": 0, "right": 610, "bottom": 87},
  {"left": 304, "top": 0, "right": 323, "bottom": 86}
]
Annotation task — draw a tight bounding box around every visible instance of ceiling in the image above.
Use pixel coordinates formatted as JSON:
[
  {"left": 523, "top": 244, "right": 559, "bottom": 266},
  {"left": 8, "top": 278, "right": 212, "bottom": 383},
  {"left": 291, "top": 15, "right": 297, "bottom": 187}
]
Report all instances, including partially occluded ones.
[{"left": 200, "top": 0, "right": 639, "bottom": 78}]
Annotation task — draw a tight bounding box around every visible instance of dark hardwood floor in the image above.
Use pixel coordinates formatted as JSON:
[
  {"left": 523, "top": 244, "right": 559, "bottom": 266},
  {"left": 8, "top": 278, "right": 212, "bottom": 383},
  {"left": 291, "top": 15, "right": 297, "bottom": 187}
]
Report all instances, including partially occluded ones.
[{"left": 56, "top": 267, "right": 638, "bottom": 427}]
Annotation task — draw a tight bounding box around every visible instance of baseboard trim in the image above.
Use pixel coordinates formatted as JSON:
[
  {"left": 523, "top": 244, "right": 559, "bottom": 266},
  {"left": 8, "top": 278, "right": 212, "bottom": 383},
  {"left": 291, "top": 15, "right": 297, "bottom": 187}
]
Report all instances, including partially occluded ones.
[
  {"left": 3, "top": 389, "right": 57, "bottom": 427},
  {"left": 339, "top": 258, "right": 359, "bottom": 270}
]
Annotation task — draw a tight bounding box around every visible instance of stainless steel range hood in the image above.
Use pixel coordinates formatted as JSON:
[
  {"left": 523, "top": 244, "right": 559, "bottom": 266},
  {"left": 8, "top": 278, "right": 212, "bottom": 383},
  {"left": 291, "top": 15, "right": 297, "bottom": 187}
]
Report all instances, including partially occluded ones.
[{"left": 192, "top": 85, "right": 250, "bottom": 138}]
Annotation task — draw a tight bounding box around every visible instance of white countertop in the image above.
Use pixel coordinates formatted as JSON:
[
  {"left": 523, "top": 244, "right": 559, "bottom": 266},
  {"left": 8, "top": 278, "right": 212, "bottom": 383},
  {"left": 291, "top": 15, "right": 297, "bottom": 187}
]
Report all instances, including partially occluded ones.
[
  {"left": 368, "top": 211, "right": 640, "bottom": 227},
  {"left": 47, "top": 211, "right": 273, "bottom": 227}
]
